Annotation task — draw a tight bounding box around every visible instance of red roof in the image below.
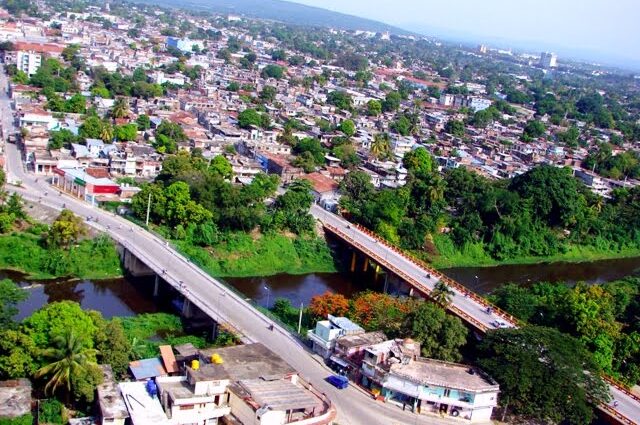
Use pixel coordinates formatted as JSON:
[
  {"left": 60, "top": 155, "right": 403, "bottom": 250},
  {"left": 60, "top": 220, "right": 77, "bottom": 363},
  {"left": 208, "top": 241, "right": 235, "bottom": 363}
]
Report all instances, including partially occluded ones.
[
  {"left": 13, "top": 41, "right": 64, "bottom": 54},
  {"left": 159, "top": 345, "right": 178, "bottom": 374},
  {"left": 301, "top": 172, "right": 339, "bottom": 194}
]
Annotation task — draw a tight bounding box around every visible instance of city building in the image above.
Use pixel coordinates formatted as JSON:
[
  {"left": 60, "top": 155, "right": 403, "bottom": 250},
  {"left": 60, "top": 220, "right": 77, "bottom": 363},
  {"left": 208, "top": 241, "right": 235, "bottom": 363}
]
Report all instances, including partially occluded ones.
[
  {"left": 166, "top": 37, "right": 205, "bottom": 53},
  {"left": 307, "top": 315, "right": 364, "bottom": 358},
  {"left": 539, "top": 52, "right": 558, "bottom": 69}
]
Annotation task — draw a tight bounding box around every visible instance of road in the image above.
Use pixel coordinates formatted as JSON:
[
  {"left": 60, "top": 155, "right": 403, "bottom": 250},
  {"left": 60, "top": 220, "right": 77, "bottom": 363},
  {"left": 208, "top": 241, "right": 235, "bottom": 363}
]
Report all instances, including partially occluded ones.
[
  {"left": 0, "top": 73, "right": 467, "bottom": 425},
  {"left": 1, "top": 66, "right": 637, "bottom": 424}
]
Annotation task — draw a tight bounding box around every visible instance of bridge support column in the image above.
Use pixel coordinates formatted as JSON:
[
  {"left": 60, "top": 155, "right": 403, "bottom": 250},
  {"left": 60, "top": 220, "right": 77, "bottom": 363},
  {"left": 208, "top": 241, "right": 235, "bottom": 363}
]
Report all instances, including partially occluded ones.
[
  {"left": 383, "top": 274, "right": 389, "bottom": 294},
  {"left": 362, "top": 257, "right": 369, "bottom": 272},
  {"left": 409, "top": 287, "right": 414, "bottom": 297},
  {"left": 182, "top": 299, "right": 192, "bottom": 318},
  {"left": 211, "top": 322, "right": 219, "bottom": 340},
  {"left": 350, "top": 252, "right": 356, "bottom": 272},
  {"left": 153, "top": 275, "right": 160, "bottom": 297}
]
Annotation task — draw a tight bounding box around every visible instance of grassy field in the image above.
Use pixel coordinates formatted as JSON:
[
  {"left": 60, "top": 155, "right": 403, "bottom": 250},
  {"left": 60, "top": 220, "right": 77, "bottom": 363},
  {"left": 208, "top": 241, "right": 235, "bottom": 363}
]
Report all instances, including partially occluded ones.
[
  {"left": 0, "top": 231, "right": 123, "bottom": 280},
  {"left": 176, "top": 231, "right": 338, "bottom": 278},
  {"left": 121, "top": 313, "right": 236, "bottom": 359},
  {"left": 426, "top": 234, "right": 640, "bottom": 269}
]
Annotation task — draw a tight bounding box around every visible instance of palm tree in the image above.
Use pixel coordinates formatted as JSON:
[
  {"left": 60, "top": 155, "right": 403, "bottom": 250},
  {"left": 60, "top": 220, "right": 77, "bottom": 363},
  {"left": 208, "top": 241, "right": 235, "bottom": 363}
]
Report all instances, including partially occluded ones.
[
  {"left": 36, "top": 331, "right": 98, "bottom": 397},
  {"left": 431, "top": 280, "right": 455, "bottom": 306},
  {"left": 99, "top": 123, "right": 114, "bottom": 142},
  {"left": 110, "top": 98, "right": 130, "bottom": 119},
  {"left": 370, "top": 133, "right": 391, "bottom": 160}
]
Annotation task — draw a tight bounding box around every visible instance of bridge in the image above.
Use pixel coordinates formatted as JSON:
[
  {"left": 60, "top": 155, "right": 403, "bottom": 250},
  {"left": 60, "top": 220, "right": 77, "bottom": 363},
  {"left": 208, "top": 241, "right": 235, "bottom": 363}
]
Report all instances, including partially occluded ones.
[{"left": 310, "top": 204, "right": 640, "bottom": 425}]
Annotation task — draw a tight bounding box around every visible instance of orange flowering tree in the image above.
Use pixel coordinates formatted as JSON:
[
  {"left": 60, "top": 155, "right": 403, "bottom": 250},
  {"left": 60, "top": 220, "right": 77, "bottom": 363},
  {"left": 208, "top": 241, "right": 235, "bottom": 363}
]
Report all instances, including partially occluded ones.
[{"left": 309, "top": 291, "right": 350, "bottom": 319}]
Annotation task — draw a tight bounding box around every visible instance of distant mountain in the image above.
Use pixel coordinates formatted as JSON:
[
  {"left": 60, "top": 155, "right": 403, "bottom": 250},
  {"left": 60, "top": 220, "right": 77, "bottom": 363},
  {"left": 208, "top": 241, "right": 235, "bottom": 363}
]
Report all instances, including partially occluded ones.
[{"left": 136, "top": 0, "right": 412, "bottom": 35}]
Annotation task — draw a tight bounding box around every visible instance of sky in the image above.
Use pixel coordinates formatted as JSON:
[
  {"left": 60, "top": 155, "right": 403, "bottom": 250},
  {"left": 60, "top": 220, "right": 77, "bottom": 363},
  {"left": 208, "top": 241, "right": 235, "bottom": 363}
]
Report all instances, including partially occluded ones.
[{"left": 289, "top": 0, "right": 640, "bottom": 68}]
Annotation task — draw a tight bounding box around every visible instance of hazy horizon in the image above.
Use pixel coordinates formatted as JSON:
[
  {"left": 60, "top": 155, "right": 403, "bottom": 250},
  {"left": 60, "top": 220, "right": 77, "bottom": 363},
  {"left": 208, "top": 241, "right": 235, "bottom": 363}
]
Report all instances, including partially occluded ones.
[{"left": 289, "top": 0, "right": 640, "bottom": 69}]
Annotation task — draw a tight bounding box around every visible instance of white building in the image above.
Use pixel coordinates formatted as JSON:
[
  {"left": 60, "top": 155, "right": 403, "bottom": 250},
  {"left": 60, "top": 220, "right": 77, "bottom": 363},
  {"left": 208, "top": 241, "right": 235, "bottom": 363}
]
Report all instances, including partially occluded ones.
[
  {"left": 539, "top": 52, "right": 558, "bottom": 69},
  {"left": 16, "top": 51, "right": 41, "bottom": 76},
  {"left": 307, "top": 315, "right": 364, "bottom": 358}
]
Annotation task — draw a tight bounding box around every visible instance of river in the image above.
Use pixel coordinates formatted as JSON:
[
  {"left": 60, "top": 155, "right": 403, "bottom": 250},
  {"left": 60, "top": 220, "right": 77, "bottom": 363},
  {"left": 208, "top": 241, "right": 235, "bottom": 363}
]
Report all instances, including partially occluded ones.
[{"left": 10, "top": 256, "right": 640, "bottom": 318}]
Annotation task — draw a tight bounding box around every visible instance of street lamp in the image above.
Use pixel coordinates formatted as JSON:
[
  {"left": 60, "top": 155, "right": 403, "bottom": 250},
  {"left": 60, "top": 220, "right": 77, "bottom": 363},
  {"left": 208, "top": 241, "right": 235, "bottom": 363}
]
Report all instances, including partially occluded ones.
[
  {"left": 263, "top": 284, "right": 271, "bottom": 309},
  {"left": 474, "top": 275, "right": 479, "bottom": 288}
]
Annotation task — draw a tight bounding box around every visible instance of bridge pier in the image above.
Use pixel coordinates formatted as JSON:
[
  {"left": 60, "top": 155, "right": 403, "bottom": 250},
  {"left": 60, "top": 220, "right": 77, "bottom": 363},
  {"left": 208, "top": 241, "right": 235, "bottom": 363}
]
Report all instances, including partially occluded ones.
[
  {"left": 383, "top": 274, "right": 389, "bottom": 294},
  {"left": 211, "top": 322, "right": 219, "bottom": 340},
  {"left": 362, "top": 257, "right": 369, "bottom": 272},
  {"left": 350, "top": 251, "right": 357, "bottom": 272},
  {"left": 182, "top": 299, "right": 193, "bottom": 318},
  {"left": 153, "top": 275, "right": 160, "bottom": 297},
  {"left": 118, "top": 245, "right": 155, "bottom": 277}
]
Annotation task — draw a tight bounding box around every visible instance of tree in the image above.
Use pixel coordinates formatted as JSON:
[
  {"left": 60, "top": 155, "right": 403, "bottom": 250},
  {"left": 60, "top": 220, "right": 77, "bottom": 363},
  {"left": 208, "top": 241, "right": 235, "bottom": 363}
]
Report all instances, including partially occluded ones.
[
  {"left": 237, "top": 108, "right": 262, "bottom": 129},
  {"left": 95, "top": 318, "right": 131, "bottom": 378},
  {"left": 366, "top": 99, "right": 382, "bottom": 116},
  {"left": 272, "top": 180, "right": 315, "bottom": 234},
  {"left": 370, "top": 133, "right": 391, "bottom": 159},
  {"left": 294, "top": 137, "right": 325, "bottom": 165},
  {"left": 403, "top": 147, "right": 435, "bottom": 179},
  {"left": 12, "top": 70, "right": 28, "bottom": 84},
  {"left": 476, "top": 327, "right": 609, "bottom": 424},
  {"left": 79, "top": 116, "right": 104, "bottom": 140},
  {"left": 404, "top": 302, "right": 468, "bottom": 361},
  {"left": 522, "top": 120, "right": 546, "bottom": 141},
  {"left": 46, "top": 209, "right": 86, "bottom": 249},
  {"left": 0, "top": 279, "right": 26, "bottom": 329},
  {"left": 136, "top": 114, "right": 151, "bottom": 130},
  {"left": 36, "top": 331, "right": 101, "bottom": 400},
  {"left": 382, "top": 91, "right": 402, "bottom": 112},
  {"left": 327, "top": 91, "right": 353, "bottom": 111},
  {"left": 114, "top": 123, "right": 138, "bottom": 141},
  {"left": 430, "top": 280, "right": 454, "bottom": 306},
  {"left": 110, "top": 98, "right": 130, "bottom": 119},
  {"left": 339, "top": 119, "right": 356, "bottom": 137},
  {"left": 6, "top": 193, "right": 26, "bottom": 220},
  {"left": 261, "top": 64, "right": 285, "bottom": 79},
  {"left": 260, "top": 85, "right": 277, "bottom": 103},
  {"left": 309, "top": 292, "right": 349, "bottom": 318},
  {"left": 49, "top": 129, "right": 78, "bottom": 150},
  {"left": 444, "top": 119, "right": 465, "bottom": 137},
  {"left": 209, "top": 155, "right": 232, "bottom": 179},
  {"left": 0, "top": 329, "right": 38, "bottom": 379}
]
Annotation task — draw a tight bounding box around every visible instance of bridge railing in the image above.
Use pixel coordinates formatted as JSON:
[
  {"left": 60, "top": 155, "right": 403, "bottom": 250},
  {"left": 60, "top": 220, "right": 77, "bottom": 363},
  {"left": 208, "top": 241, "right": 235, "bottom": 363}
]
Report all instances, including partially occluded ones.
[
  {"left": 324, "top": 220, "right": 520, "bottom": 327},
  {"left": 323, "top": 223, "right": 491, "bottom": 332}
]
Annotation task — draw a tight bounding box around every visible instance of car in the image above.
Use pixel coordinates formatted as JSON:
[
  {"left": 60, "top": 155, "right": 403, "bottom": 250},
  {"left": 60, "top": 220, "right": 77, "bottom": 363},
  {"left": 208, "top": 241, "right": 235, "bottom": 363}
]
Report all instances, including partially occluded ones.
[
  {"left": 326, "top": 375, "right": 349, "bottom": 389},
  {"left": 492, "top": 320, "right": 509, "bottom": 328}
]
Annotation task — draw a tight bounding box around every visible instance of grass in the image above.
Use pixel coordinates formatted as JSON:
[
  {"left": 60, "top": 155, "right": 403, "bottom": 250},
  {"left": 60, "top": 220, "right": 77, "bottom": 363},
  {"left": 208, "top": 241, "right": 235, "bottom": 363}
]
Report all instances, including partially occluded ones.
[
  {"left": 176, "top": 231, "right": 338, "bottom": 278},
  {"left": 426, "top": 234, "right": 640, "bottom": 269},
  {"left": 0, "top": 232, "right": 123, "bottom": 280},
  {"left": 121, "top": 313, "right": 237, "bottom": 359}
]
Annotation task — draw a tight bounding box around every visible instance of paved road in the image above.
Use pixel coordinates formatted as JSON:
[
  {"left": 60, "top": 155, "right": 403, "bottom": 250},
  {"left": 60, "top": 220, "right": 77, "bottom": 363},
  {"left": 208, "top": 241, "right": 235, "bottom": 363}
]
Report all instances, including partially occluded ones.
[{"left": 310, "top": 204, "right": 640, "bottom": 425}]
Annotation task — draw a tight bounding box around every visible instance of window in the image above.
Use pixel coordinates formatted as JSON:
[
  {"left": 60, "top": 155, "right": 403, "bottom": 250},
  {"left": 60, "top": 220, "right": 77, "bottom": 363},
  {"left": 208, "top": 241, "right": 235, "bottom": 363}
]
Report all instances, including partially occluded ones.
[{"left": 180, "top": 404, "right": 195, "bottom": 410}]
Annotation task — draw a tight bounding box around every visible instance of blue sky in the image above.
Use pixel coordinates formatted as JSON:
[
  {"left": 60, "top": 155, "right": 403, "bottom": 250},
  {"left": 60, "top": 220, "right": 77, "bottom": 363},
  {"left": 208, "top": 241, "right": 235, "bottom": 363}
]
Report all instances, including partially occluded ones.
[{"left": 290, "top": 0, "right": 640, "bottom": 68}]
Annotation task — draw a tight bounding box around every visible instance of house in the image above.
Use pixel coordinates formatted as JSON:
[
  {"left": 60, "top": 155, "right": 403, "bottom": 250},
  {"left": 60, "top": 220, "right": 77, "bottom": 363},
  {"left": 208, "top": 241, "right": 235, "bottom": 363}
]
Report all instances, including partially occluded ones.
[
  {"left": 0, "top": 379, "right": 32, "bottom": 419},
  {"left": 52, "top": 167, "right": 121, "bottom": 205},
  {"left": 154, "top": 343, "right": 335, "bottom": 425},
  {"left": 300, "top": 172, "right": 340, "bottom": 202},
  {"left": 307, "top": 315, "right": 364, "bottom": 358},
  {"left": 384, "top": 359, "right": 499, "bottom": 422},
  {"left": 97, "top": 366, "right": 129, "bottom": 425},
  {"left": 119, "top": 381, "right": 172, "bottom": 425},
  {"left": 360, "top": 339, "right": 499, "bottom": 422}
]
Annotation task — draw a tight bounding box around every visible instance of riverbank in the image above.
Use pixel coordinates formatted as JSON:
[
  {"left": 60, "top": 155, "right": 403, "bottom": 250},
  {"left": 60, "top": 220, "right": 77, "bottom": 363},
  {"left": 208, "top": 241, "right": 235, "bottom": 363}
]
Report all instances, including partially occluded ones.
[
  {"left": 176, "top": 231, "right": 338, "bottom": 278},
  {"left": 0, "top": 231, "right": 123, "bottom": 280},
  {"left": 427, "top": 235, "right": 640, "bottom": 269}
]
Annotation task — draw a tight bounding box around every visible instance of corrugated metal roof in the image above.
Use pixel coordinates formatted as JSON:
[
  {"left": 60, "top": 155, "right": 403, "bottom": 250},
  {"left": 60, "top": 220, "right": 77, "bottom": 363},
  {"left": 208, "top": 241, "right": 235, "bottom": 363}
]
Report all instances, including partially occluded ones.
[
  {"left": 128, "top": 358, "right": 167, "bottom": 381},
  {"left": 159, "top": 345, "right": 178, "bottom": 374}
]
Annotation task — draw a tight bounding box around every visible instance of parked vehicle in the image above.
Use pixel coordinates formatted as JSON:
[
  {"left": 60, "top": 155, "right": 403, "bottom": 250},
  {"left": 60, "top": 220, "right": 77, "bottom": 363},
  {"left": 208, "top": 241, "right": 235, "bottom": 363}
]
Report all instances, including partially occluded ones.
[{"left": 326, "top": 375, "right": 349, "bottom": 389}]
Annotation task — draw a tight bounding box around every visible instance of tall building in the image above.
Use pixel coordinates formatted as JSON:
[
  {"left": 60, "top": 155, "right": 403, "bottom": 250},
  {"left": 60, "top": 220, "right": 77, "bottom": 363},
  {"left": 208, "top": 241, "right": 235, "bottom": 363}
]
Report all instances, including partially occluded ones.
[
  {"left": 539, "top": 52, "right": 558, "bottom": 69},
  {"left": 16, "top": 51, "right": 41, "bottom": 76}
]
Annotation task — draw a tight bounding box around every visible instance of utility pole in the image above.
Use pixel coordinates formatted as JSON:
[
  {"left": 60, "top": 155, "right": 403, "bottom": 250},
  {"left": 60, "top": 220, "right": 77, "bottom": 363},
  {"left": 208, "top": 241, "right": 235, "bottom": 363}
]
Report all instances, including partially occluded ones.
[
  {"left": 297, "top": 302, "right": 304, "bottom": 334},
  {"left": 145, "top": 192, "right": 151, "bottom": 226}
]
